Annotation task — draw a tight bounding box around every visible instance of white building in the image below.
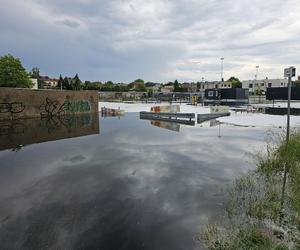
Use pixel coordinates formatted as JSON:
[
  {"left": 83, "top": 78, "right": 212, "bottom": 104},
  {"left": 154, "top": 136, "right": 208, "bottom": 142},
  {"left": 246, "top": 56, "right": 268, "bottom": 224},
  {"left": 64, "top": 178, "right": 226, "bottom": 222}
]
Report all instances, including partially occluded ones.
[
  {"left": 30, "top": 78, "right": 38, "bottom": 89},
  {"left": 40, "top": 76, "right": 58, "bottom": 88},
  {"left": 242, "top": 78, "right": 288, "bottom": 94},
  {"left": 161, "top": 85, "right": 174, "bottom": 93},
  {"left": 198, "top": 81, "right": 232, "bottom": 91}
]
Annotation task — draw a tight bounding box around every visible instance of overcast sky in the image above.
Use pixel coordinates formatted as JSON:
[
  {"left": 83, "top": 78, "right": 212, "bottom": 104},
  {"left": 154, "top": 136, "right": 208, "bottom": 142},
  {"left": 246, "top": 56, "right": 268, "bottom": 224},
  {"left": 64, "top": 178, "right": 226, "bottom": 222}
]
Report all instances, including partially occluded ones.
[{"left": 1, "top": 0, "right": 300, "bottom": 82}]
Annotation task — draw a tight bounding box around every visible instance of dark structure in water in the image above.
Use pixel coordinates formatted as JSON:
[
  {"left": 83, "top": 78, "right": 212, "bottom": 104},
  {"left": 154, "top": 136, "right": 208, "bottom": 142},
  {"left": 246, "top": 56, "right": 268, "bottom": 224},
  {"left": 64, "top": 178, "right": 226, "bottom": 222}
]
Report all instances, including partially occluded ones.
[
  {"left": 204, "top": 88, "right": 249, "bottom": 106},
  {"left": 266, "top": 87, "right": 300, "bottom": 100}
]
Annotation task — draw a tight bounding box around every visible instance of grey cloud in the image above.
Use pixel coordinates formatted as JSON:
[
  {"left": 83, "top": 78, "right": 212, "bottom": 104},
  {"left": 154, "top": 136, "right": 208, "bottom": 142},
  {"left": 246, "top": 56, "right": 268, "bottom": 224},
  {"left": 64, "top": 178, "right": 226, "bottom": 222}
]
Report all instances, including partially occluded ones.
[
  {"left": 0, "top": 114, "right": 267, "bottom": 249},
  {"left": 0, "top": 0, "right": 300, "bottom": 81},
  {"left": 60, "top": 19, "right": 81, "bottom": 28}
]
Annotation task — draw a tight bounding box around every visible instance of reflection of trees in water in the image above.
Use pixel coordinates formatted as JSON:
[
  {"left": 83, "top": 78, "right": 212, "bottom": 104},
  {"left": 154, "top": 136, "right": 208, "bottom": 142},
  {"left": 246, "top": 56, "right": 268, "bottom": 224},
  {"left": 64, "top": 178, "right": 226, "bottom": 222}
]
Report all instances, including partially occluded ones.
[{"left": 198, "top": 132, "right": 300, "bottom": 249}]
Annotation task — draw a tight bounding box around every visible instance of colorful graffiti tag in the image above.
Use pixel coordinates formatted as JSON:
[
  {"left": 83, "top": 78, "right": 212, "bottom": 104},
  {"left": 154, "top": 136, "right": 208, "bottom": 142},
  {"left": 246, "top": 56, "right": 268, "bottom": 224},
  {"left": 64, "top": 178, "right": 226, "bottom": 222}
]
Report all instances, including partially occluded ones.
[
  {"left": 64, "top": 100, "right": 91, "bottom": 113},
  {"left": 40, "top": 98, "right": 91, "bottom": 117}
]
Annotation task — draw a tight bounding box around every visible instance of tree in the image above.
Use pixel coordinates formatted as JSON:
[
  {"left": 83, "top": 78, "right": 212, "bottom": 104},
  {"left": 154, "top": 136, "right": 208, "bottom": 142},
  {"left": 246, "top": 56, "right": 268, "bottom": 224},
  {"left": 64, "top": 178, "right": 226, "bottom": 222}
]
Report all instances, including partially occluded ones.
[
  {"left": 72, "top": 74, "right": 82, "bottom": 90},
  {"left": 128, "top": 79, "right": 146, "bottom": 92},
  {"left": 63, "top": 77, "right": 71, "bottom": 90},
  {"left": 0, "top": 54, "right": 32, "bottom": 88},
  {"left": 29, "top": 67, "right": 40, "bottom": 79},
  {"left": 134, "top": 79, "right": 144, "bottom": 84},
  {"left": 227, "top": 76, "right": 242, "bottom": 88},
  {"left": 134, "top": 82, "right": 146, "bottom": 92},
  {"left": 174, "top": 80, "right": 181, "bottom": 92}
]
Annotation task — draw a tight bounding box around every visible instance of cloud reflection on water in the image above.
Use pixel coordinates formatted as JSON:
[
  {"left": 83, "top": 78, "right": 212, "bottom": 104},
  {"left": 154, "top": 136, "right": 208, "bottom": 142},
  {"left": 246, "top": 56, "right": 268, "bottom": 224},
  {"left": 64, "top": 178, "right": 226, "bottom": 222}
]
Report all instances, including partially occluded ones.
[{"left": 0, "top": 113, "right": 269, "bottom": 250}]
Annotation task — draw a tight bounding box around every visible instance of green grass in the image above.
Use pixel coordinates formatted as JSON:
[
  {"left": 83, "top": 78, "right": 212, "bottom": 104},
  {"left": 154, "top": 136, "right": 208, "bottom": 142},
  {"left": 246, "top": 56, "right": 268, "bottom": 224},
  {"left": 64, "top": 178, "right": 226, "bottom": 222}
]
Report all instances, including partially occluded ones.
[{"left": 199, "top": 131, "right": 300, "bottom": 249}]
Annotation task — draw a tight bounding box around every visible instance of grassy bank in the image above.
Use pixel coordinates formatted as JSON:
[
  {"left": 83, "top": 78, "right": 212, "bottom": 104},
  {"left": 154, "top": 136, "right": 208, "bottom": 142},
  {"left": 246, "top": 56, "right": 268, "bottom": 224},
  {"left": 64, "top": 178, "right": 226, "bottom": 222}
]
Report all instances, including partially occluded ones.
[{"left": 197, "top": 131, "right": 300, "bottom": 249}]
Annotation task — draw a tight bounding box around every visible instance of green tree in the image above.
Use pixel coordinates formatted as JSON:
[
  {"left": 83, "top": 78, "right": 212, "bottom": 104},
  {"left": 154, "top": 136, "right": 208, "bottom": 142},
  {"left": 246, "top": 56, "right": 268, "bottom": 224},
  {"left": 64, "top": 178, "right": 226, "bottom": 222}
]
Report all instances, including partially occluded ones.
[
  {"left": 63, "top": 77, "right": 71, "bottom": 90},
  {"left": 174, "top": 80, "right": 180, "bottom": 92},
  {"left": 72, "top": 74, "right": 82, "bottom": 90},
  {"left": 0, "top": 54, "right": 32, "bottom": 88},
  {"left": 134, "top": 82, "right": 146, "bottom": 92},
  {"left": 29, "top": 67, "right": 40, "bottom": 79},
  {"left": 134, "top": 78, "right": 144, "bottom": 84},
  {"left": 128, "top": 79, "right": 146, "bottom": 92},
  {"left": 227, "top": 76, "right": 242, "bottom": 88}
]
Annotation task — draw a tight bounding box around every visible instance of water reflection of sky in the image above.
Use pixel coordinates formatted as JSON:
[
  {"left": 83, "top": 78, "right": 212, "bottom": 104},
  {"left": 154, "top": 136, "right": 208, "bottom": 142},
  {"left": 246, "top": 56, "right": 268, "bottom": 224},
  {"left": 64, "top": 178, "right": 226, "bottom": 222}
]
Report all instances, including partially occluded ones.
[{"left": 0, "top": 113, "right": 272, "bottom": 250}]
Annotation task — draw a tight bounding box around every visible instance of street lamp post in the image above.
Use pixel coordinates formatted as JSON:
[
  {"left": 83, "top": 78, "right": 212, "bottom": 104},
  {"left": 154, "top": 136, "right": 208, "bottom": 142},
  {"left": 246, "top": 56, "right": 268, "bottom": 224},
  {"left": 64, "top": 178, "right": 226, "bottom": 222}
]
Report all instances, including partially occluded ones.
[
  {"left": 254, "top": 65, "right": 259, "bottom": 95},
  {"left": 220, "top": 57, "right": 224, "bottom": 82}
]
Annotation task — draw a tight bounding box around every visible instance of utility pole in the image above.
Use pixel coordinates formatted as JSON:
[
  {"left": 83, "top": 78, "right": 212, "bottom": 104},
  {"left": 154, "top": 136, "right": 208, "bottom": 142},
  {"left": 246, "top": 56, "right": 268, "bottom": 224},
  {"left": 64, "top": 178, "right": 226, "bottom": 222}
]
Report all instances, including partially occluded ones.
[
  {"left": 254, "top": 65, "right": 259, "bottom": 95},
  {"left": 220, "top": 57, "right": 224, "bottom": 82}
]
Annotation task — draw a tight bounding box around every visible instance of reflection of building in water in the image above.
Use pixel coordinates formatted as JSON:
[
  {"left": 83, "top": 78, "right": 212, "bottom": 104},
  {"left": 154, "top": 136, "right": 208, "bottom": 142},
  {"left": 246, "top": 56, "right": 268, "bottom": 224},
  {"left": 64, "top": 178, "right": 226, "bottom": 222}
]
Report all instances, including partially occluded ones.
[
  {"left": 198, "top": 119, "right": 220, "bottom": 127},
  {"left": 197, "top": 119, "right": 223, "bottom": 137},
  {"left": 150, "top": 120, "right": 180, "bottom": 132},
  {"left": 140, "top": 115, "right": 195, "bottom": 132},
  {"left": 101, "top": 107, "right": 124, "bottom": 119},
  {"left": 0, "top": 114, "right": 100, "bottom": 151}
]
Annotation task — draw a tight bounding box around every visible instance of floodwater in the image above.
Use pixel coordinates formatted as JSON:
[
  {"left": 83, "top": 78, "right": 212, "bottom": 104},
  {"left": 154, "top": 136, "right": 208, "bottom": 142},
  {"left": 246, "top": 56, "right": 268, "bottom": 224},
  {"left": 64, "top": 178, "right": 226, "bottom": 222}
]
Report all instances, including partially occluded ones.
[{"left": 0, "top": 113, "right": 272, "bottom": 250}]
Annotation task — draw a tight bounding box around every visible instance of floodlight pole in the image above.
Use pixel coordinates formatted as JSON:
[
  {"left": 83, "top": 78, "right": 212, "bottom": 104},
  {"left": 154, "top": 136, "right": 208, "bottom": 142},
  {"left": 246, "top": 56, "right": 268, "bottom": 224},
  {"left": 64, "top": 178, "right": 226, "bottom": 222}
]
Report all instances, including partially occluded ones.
[
  {"left": 254, "top": 65, "right": 259, "bottom": 95},
  {"left": 220, "top": 57, "right": 224, "bottom": 82}
]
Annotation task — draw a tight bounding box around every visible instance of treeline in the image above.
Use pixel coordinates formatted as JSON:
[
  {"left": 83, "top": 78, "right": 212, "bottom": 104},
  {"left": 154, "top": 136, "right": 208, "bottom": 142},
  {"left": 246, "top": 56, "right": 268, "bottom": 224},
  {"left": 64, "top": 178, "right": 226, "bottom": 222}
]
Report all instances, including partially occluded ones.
[
  {"left": 57, "top": 74, "right": 82, "bottom": 90},
  {"left": 82, "top": 79, "right": 147, "bottom": 92}
]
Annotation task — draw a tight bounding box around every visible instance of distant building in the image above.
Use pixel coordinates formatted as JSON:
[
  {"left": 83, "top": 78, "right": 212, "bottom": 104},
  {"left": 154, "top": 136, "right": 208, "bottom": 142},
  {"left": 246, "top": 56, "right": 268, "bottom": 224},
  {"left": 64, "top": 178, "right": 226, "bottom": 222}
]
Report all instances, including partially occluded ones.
[
  {"left": 145, "top": 82, "right": 161, "bottom": 93},
  {"left": 242, "top": 78, "right": 288, "bottom": 94},
  {"left": 40, "top": 76, "right": 58, "bottom": 88},
  {"left": 161, "top": 85, "right": 174, "bottom": 93},
  {"left": 181, "top": 82, "right": 198, "bottom": 92},
  {"left": 30, "top": 78, "right": 38, "bottom": 89},
  {"left": 198, "top": 81, "right": 232, "bottom": 91}
]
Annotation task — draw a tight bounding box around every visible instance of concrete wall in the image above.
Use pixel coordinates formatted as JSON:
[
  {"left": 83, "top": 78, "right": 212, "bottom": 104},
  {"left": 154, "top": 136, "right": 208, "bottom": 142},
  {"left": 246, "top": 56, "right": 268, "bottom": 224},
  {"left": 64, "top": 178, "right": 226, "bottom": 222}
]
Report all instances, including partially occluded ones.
[{"left": 0, "top": 88, "right": 98, "bottom": 120}]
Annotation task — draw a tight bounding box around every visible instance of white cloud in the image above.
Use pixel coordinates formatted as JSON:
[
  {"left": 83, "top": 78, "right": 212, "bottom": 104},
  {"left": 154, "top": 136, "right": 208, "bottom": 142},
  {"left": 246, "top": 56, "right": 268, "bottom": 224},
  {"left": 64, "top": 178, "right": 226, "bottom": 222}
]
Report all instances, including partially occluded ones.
[{"left": 0, "top": 0, "right": 300, "bottom": 81}]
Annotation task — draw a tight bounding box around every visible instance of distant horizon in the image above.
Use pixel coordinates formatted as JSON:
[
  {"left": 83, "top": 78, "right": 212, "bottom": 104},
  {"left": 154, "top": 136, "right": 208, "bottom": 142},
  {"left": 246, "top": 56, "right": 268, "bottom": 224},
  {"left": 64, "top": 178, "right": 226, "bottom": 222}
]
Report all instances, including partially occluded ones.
[
  {"left": 28, "top": 68, "right": 292, "bottom": 84},
  {"left": 1, "top": 0, "right": 300, "bottom": 83}
]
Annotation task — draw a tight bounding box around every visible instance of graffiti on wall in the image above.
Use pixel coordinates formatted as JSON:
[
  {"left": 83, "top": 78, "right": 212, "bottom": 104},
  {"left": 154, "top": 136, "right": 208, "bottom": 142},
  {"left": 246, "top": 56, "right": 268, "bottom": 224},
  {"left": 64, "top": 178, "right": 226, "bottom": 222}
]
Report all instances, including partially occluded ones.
[
  {"left": 40, "top": 98, "right": 91, "bottom": 118},
  {"left": 0, "top": 102, "right": 25, "bottom": 114},
  {"left": 40, "top": 98, "right": 65, "bottom": 118},
  {"left": 64, "top": 100, "right": 91, "bottom": 113}
]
